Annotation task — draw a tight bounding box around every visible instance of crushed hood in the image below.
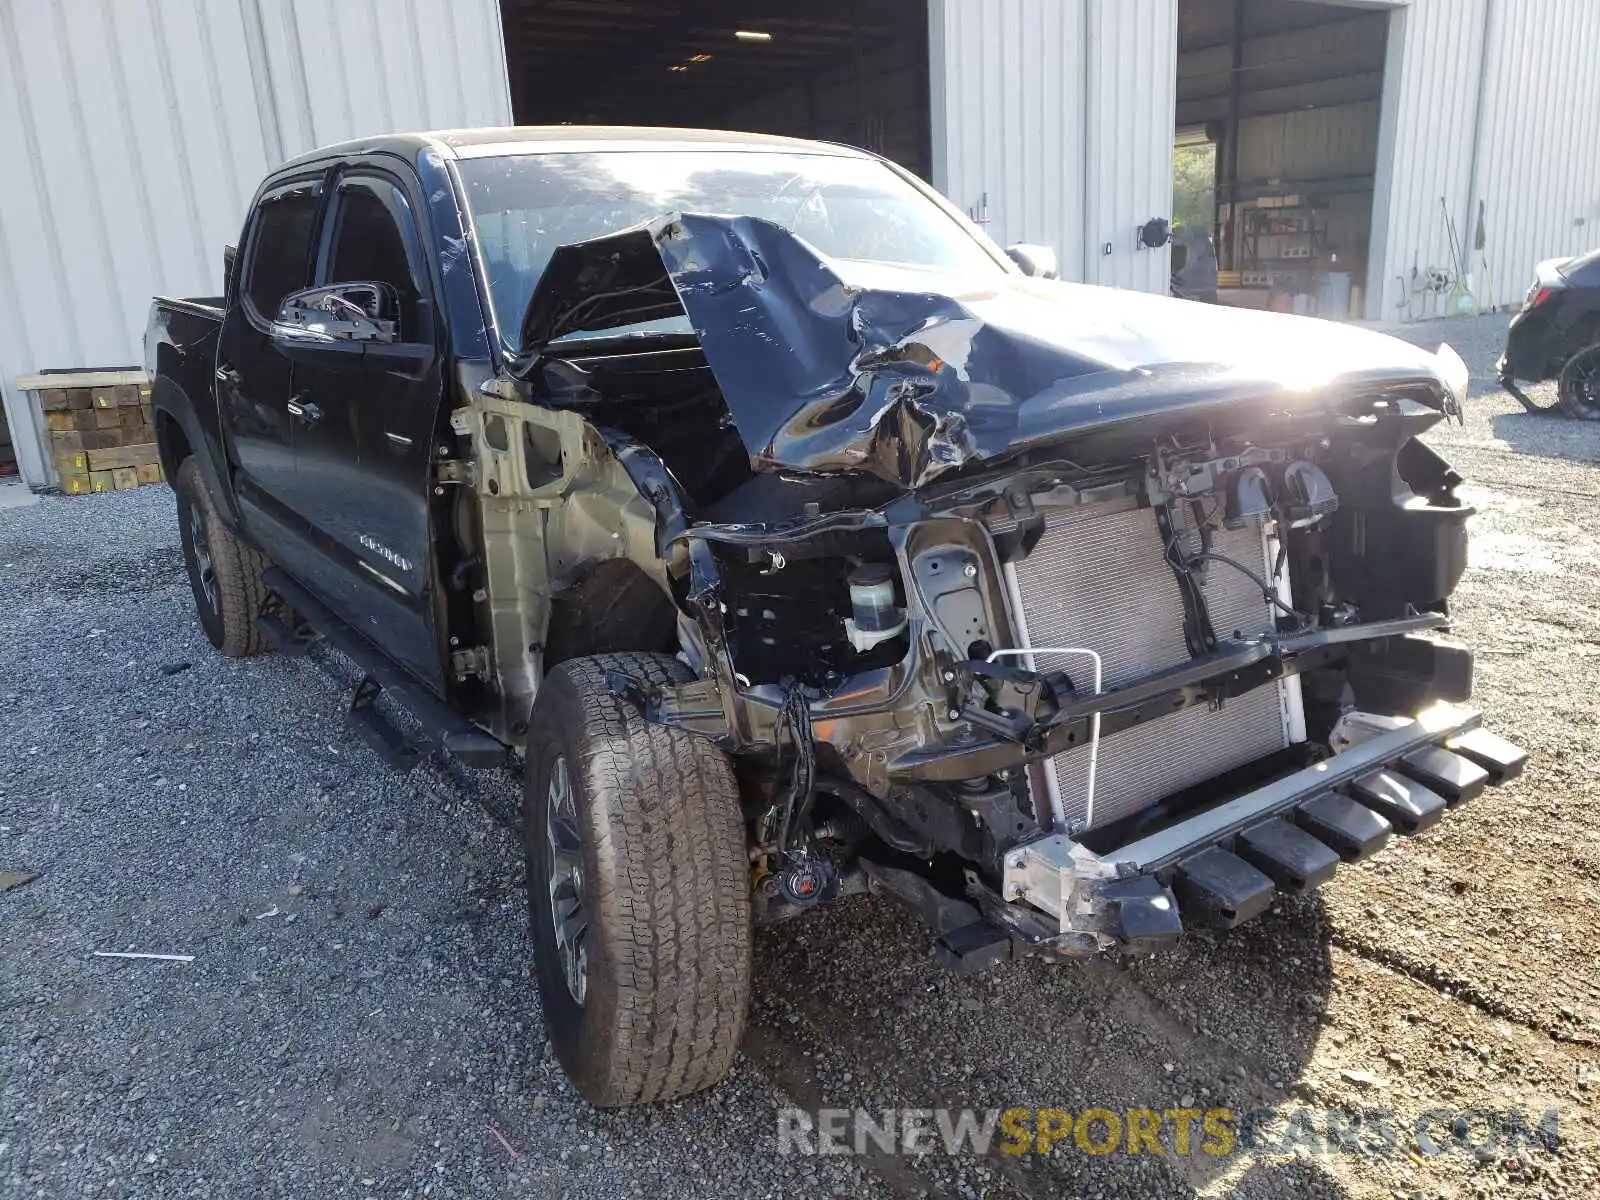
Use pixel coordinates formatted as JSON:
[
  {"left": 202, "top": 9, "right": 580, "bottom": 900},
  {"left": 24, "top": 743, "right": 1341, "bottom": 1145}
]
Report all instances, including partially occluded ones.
[{"left": 521, "top": 213, "right": 1461, "bottom": 489}]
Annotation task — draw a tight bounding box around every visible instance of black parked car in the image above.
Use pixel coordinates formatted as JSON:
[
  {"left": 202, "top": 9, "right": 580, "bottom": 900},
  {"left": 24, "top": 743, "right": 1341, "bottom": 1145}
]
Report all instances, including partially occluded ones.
[{"left": 1498, "top": 247, "right": 1600, "bottom": 418}]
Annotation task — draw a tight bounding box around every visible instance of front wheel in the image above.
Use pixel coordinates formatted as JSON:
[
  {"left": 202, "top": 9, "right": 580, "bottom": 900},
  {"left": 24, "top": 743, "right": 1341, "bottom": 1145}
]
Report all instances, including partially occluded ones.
[
  {"left": 1557, "top": 343, "right": 1600, "bottom": 420},
  {"left": 174, "top": 458, "right": 270, "bottom": 656},
  {"left": 524, "top": 652, "right": 751, "bottom": 1107}
]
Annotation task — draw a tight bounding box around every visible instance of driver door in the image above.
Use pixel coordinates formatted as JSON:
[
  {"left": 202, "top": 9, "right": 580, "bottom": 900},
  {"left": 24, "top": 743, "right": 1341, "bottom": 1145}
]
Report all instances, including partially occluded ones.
[{"left": 279, "top": 169, "right": 447, "bottom": 689}]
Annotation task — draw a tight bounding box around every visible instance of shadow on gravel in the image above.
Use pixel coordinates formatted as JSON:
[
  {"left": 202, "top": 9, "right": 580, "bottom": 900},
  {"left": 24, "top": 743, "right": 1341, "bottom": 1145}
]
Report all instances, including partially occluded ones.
[
  {"left": 743, "top": 888, "right": 1346, "bottom": 1198},
  {"left": 51, "top": 549, "right": 187, "bottom": 596},
  {"left": 0, "top": 539, "right": 187, "bottom": 598},
  {"left": 1489, "top": 409, "right": 1600, "bottom": 466}
]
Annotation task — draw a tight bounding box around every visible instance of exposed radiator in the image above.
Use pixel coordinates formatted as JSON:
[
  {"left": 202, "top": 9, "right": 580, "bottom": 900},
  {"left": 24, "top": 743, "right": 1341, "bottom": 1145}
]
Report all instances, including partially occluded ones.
[{"left": 994, "top": 502, "right": 1301, "bottom": 831}]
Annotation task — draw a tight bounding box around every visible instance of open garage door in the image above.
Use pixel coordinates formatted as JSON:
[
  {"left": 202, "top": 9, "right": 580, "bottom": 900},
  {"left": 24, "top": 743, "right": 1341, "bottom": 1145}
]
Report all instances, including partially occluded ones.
[
  {"left": 1176, "top": 0, "right": 1391, "bottom": 319},
  {"left": 500, "top": 0, "right": 931, "bottom": 180}
]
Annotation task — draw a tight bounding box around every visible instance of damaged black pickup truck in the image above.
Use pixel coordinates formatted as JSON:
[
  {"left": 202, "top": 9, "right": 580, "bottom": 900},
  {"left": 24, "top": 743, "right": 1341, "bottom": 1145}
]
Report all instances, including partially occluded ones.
[{"left": 148, "top": 127, "right": 1526, "bottom": 1108}]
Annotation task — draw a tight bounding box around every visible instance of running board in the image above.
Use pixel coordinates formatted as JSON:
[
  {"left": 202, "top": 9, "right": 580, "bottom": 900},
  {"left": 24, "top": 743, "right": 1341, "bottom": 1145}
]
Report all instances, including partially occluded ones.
[
  {"left": 347, "top": 675, "right": 424, "bottom": 772},
  {"left": 262, "top": 567, "right": 508, "bottom": 770},
  {"left": 255, "top": 610, "right": 318, "bottom": 657}
]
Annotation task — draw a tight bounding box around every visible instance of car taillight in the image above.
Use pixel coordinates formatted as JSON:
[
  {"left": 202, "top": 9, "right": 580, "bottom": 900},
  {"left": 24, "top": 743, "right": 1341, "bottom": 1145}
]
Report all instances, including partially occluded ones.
[{"left": 1525, "top": 285, "right": 1554, "bottom": 310}]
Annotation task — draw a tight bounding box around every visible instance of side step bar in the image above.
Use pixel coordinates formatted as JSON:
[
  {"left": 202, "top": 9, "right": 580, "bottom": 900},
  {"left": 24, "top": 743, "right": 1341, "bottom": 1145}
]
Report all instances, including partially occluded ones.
[
  {"left": 255, "top": 609, "right": 317, "bottom": 657},
  {"left": 347, "top": 675, "right": 424, "bottom": 771},
  {"left": 261, "top": 567, "right": 508, "bottom": 770}
]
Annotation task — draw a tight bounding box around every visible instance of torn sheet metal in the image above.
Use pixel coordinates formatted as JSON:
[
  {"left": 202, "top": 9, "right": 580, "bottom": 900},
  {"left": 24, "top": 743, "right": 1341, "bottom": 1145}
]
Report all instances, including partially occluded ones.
[{"left": 520, "top": 213, "right": 1462, "bottom": 490}]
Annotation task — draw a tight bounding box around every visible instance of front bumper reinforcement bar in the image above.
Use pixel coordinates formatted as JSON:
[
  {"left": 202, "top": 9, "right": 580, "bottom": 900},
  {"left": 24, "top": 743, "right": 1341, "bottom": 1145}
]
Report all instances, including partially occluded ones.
[{"left": 976, "top": 703, "right": 1526, "bottom": 963}]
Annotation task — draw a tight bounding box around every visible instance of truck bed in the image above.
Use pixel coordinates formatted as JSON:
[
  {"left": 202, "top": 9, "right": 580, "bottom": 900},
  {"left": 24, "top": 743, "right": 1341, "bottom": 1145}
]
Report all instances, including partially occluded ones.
[
  {"left": 154, "top": 295, "right": 225, "bottom": 319},
  {"left": 146, "top": 296, "right": 226, "bottom": 487}
]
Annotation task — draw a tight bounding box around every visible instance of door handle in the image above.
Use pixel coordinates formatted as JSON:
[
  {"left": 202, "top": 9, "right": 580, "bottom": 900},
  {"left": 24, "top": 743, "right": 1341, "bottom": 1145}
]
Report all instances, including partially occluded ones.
[
  {"left": 286, "top": 395, "right": 324, "bottom": 423},
  {"left": 215, "top": 363, "right": 241, "bottom": 387}
]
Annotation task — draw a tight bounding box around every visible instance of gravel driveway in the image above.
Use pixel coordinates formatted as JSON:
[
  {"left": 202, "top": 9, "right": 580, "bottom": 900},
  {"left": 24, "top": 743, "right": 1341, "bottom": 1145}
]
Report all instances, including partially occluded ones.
[{"left": 3, "top": 313, "right": 1596, "bottom": 1199}]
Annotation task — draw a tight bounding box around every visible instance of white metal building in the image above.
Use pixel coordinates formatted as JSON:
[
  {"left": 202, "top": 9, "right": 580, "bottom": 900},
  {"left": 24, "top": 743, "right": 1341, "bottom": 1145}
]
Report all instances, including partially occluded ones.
[
  {"left": 0, "top": 0, "right": 509, "bottom": 488},
  {"left": 4, "top": 0, "right": 1599, "bottom": 490}
]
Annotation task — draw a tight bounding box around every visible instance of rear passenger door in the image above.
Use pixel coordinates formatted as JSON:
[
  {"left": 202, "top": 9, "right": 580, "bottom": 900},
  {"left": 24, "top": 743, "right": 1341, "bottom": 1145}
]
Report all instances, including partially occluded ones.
[{"left": 287, "top": 168, "right": 447, "bottom": 690}]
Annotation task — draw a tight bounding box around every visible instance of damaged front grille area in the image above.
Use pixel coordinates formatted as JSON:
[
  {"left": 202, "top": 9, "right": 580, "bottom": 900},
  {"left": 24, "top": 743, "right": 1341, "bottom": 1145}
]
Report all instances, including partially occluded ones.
[{"left": 993, "top": 500, "right": 1303, "bottom": 832}]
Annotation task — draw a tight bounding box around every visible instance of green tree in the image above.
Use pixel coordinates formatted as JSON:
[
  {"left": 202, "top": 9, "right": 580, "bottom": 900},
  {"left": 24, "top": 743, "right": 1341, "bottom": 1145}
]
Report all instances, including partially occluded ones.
[{"left": 1172, "top": 143, "right": 1217, "bottom": 232}]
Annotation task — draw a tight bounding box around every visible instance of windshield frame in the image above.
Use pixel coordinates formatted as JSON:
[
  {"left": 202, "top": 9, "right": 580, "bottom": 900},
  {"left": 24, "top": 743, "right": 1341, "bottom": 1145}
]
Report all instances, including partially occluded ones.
[{"left": 448, "top": 145, "right": 1018, "bottom": 357}]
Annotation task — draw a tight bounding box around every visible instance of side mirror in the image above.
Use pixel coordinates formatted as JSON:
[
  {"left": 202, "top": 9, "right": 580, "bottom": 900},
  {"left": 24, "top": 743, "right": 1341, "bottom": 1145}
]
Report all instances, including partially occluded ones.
[
  {"left": 272, "top": 283, "right": 400, "bottom": 349},
  {"left": 1004, "top": 243, "right": 1060, "bottom": 280}
]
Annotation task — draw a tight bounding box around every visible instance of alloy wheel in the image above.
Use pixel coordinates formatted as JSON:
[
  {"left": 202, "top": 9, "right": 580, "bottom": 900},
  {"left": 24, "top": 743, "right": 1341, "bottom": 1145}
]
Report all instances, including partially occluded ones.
[
  {"left": 189, "top": 502, "right": 219, "bottom": 613},
  {"left": 1559, "top": 347, "right": 1600, "bottom": 419},
  {"left": 544, "top": 754, "right": 589, "bottom": 1005}
]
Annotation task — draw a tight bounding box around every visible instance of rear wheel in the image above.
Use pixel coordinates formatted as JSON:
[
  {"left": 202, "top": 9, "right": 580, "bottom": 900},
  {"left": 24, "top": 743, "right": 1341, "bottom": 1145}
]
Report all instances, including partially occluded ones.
[
  {"left": 174, "top": 458, "right": 270, "bottom": 656},
  {"left": 1557, "top": 343, "right": 1600, "bottom": 420},
  {"left": 524, "top": 652, "right": 751, "bottom": 1107}
]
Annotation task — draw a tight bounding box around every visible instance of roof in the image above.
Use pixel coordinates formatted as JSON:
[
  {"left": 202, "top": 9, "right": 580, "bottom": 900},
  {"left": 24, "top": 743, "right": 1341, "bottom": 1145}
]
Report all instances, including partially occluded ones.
[{"left": 277, "top": 125, "right": 869, "bottom": 173}]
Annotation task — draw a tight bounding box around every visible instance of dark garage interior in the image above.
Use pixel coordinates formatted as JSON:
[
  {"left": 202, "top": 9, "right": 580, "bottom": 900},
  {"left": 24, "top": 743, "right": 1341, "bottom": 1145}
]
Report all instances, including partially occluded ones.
[
  {"left": 499, "top": 0, "right": 931, "bottom": 180},
  {"left": 1175, "top": 0, "right": 1390, "bottom": 317}
]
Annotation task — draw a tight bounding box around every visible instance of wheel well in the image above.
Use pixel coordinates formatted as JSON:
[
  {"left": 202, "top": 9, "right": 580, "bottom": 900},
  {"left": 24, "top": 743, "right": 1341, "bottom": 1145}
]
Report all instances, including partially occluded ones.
[
  {"left": 155, "top": 411, "right": 191, "bottom": 483},
  {"left": 543, "top": 558, "right": 679, "bottom": 667}
]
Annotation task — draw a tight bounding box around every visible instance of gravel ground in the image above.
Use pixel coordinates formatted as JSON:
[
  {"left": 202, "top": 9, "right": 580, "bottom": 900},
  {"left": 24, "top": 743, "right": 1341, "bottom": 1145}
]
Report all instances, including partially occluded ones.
[{"left": 2, "top": 312, "right": 1597, "bottom": 1199}]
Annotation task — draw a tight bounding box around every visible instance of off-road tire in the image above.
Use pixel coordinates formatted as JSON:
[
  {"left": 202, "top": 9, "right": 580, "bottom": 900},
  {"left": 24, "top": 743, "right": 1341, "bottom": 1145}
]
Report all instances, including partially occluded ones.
[
  {"left": 174, "top": 457, "right": 270, "bottom": 657},
  {"left": 1557, "top": 342, "right": 1600, "bottom": 420},
  {"left": 524, "top": 651, "right": 751, "bottom": 1107}
]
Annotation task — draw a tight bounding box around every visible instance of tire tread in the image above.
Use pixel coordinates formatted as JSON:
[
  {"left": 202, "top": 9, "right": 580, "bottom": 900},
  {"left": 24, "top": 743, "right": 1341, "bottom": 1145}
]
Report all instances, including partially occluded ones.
[
  {"left": 530, "top": 651, "right": 750, "bottom": 1106},
  {"left": 175, "top": 458, "right": 270, "bottom": 657}
]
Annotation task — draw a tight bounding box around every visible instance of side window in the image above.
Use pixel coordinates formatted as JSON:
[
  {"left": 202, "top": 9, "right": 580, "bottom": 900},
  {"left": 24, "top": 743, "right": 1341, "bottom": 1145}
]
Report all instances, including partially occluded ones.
[
  {"left": 324, "top": 177, "right": 428, "bottom": 341},
  {"left": 244, "top": 190, "right": 320, "bottom": 319}
]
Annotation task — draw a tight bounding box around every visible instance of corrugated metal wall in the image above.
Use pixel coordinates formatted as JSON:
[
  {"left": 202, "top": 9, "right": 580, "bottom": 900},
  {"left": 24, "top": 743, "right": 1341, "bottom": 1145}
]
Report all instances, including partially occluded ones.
[
  {"left": 1466, "top": 0, "right": 1600, "bottom": 311},
  {"left": 0, "top": 0, "right": 511, "bottom": 487},
  {"left": 1367, "top": 0, "right": 1488, "bottom": 321},
  {"left": 1083, "top": 0, "right": 1178, "bottom": 290},
  {"left": 934, "top": 0, "right": 1600, "bottom": 324},
  {"left": 929, "top": 0, "right": 1090, "bottom": 282},
  {"left": 1370, "top": 0, "right": 1600, "bottom": 320},
  {"left": 1236, "top": 103, "right": 1383, "bottom": 184},
  {"left": 719, "top": 33, "right": 930, "bottom": 180},
  {"left": 929, "top": 0, "right": 1177, "bottom": 289}
]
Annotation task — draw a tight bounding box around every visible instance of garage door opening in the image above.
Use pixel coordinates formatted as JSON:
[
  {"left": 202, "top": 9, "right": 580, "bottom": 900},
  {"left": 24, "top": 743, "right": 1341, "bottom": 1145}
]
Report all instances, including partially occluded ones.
[
  {"left": 499, "top": 1, "right": 931, "bottom": 180},
  {"left": 1176, "top": 0, "right": 1391, "bottom": 319}
]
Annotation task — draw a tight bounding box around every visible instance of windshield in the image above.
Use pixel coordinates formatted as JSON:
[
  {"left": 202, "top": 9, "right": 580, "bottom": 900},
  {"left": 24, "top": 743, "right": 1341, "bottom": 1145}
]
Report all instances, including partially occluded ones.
[{"left": 455, "top": 149, "right": 1007, "bottom": 346}]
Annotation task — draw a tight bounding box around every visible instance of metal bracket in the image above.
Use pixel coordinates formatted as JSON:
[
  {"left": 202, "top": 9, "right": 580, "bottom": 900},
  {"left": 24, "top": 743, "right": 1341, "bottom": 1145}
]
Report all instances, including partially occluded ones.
[
  {"left": 1001, "top": 834, "right": 1115, "bottom": 932},
  {"left": 451, "top": 645, "right": 491, "bottom": 681},
  {"left": 953, "top": 657, "right": 1065, "bottom": 742},
  {"left": 436, "top": 458, "right": 477, "bottom": 487},
  {"left": 1001, "top": 834, "right": 1142, "bottom": 951}
]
